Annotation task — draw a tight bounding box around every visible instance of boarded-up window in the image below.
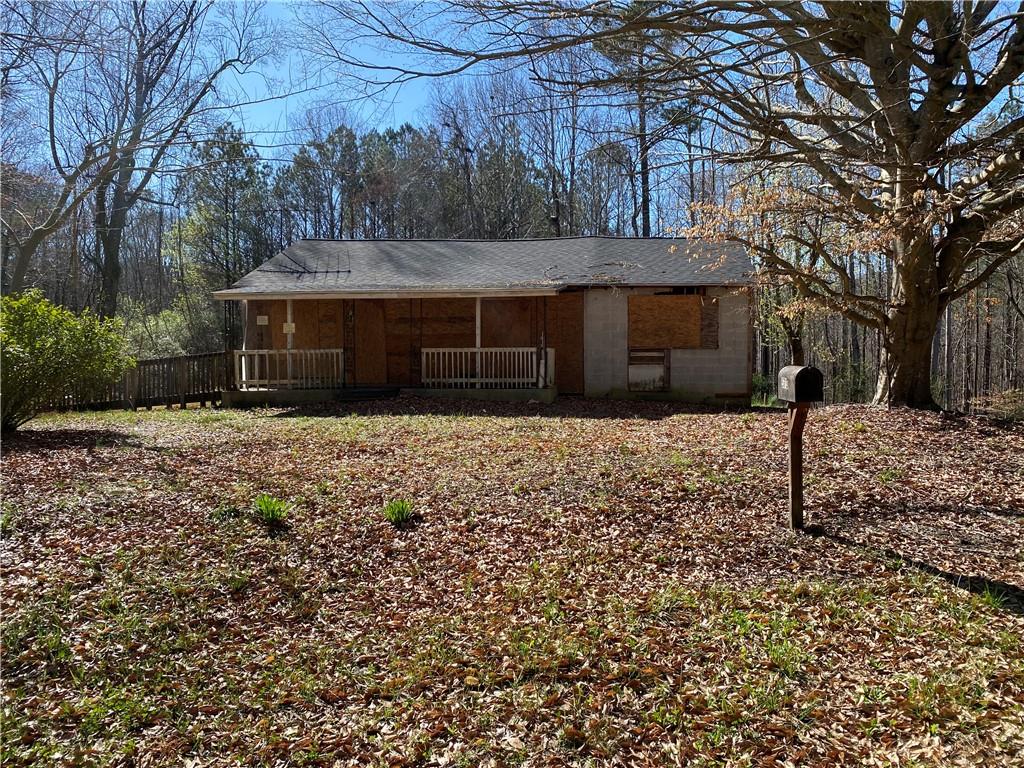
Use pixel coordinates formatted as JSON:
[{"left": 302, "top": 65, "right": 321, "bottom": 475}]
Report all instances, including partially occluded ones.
[
  {"left": 420, "top": 298, "right": 475, "bottom": 348},
  {"left": 481, "top": 298, "right": 534, "bottom": 347},
  {"left": 628, "top": 295, "right": 702, "bottom": 348},
  {"left": 628, "top": 294, "right": 719, "bottom": 350}
]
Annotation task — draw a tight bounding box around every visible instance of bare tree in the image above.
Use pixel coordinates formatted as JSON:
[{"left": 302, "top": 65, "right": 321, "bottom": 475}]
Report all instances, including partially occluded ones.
[{"left": 2, "top": 0, "right": 271, "bottom": 315}]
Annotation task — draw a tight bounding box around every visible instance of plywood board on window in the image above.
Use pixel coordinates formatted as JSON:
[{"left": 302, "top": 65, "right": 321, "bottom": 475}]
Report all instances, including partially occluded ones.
[
  {"left": 628, "top": 295, "right": 702, "bottom": 349},
  {"left": 292, "top": 300, "right": 321, "bottom": 350},
  {"left": 420, "top": 298, "right": 475, "bottom": 349},
  {"left": 481, "top": 298, "right": 534, "bottom": 347},
  {"left": 700, "top": 297, "right": 719, "bottom": 349},
  {"left": 269, "top": 300, "right": 288, "bottom": 349},
  {"left": 246, "top": 300, "right": 273, "bottom": 349}
]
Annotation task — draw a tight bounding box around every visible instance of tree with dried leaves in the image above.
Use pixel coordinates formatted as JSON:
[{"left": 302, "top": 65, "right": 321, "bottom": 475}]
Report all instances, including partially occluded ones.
[{"left": 308, "top": 0, "right": 1024, "bottom": 408}]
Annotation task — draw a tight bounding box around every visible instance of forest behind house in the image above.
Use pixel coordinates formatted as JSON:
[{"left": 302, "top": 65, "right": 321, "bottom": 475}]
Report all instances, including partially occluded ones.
[{"left": 2, "top": 1, "right": 1023, "bottom": 411}]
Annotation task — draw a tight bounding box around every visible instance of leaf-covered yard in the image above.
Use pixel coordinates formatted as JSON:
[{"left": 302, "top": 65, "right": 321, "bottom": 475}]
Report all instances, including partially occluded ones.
[{"left": 2, "top": 400, "right": 1022, "bottom": 767}]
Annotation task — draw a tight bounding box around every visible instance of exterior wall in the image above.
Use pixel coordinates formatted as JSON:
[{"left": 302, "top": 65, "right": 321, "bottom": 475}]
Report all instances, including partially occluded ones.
[
  {"left": 669, "top": 287, "right": 752, "bottom": 402},
  {"left": 545, "top": 292, "right": 585, "bottom": 394},
  {"left": 239, "top": 288, "right": 750, "bottom": 402},
  {"left": 582, "top": 286, "right": 752, "bottom": 403},
  {"left": 245, "top": 299, "right": 342, "bottom": 350},
  {"left": 583, "top": 288, "right": 630, "bottom": 396}
]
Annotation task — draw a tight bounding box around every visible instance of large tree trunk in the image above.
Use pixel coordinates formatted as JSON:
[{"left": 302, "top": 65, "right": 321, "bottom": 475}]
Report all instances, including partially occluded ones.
[
  {"left": 873, "top": 279, "right": 941, "bottom": 409},
  {"left": 95, "top": 199, "right": 127, "bottom": 319},
  {"left": 871, "top": 227, "right": 944, "bottom": 409},
  {"left": 7, "top": 233, "right": 44, "bottom": 293}
]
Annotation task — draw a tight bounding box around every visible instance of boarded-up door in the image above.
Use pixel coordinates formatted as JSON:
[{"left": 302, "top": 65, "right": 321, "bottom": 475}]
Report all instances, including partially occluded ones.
[
  {"left": 546, "top": 292, "right": 584, "bottom": 394},
  {"left": 354, "top": 300, "right": 387, "bottom": 385},
  {"left": 385, "top": 299, "right": 416, "bottom": 386}
]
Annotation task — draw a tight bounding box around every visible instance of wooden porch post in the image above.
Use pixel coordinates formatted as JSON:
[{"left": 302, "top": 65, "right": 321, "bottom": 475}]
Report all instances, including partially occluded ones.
[
  {"left": 475, "top": 296, "right": 481, "bottom": 389},
  {"left": 239, "top": 299, "right": 248, "bottom": 389},
  {"left": 286, "top": 299, "right": 294, "bottom": 387}
]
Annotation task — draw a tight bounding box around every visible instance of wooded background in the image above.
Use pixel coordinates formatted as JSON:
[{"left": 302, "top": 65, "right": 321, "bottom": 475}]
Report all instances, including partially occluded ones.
[{"left": 2, "top": 1, "right": 1021, "bottom": 410}]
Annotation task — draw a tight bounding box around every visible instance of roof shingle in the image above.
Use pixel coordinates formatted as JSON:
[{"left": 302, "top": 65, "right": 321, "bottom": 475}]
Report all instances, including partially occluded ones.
[{"left": 214, "top": 237, "right": 754, "bottom": 298}]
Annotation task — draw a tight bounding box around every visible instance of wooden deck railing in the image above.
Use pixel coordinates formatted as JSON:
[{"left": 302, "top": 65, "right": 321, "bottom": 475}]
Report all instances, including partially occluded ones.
[
  {"left": 421, "top": 347, "right": 554, "bottom": 389},
  {"left": 234, "top": 349, "right": 345, "bottom": 390},
  {"left": 45, "top": 351, "right": 232, "bottom": 412}
]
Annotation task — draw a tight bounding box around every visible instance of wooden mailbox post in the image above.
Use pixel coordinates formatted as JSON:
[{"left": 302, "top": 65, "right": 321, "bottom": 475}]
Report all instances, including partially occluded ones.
[{"left": 777, "top": 366, "right": 824, "bottom": 531}]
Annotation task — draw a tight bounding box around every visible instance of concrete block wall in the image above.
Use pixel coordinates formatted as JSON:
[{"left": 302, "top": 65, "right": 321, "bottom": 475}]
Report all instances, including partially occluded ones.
[
  {"left": 583, "top": 288, "right": 630, "bottom": 396},
  {"left": 583, "top": 286, "right": 752, "bottom": 402},
  {"left": 669, "top": 287, "right": 751, "bottom": 401}
]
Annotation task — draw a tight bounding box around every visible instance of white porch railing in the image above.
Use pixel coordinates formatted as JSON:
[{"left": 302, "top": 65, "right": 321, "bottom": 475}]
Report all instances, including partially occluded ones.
[
  {"left": 235, "top": 349, "right": 344, "bottom": 390},
  {"left": 421, "top": 347, "right": 554, "bottom": 389}
]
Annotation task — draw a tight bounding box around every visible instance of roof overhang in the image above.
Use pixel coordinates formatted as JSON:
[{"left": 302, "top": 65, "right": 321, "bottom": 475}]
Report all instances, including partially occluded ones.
[{"left": 212, "top": 287, "right": 562, "bottom": 301}]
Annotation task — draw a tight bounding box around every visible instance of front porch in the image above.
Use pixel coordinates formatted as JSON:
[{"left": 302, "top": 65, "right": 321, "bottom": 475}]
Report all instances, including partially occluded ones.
[
  {"left": 230, "top": 292, "right": 579, "bottom": 400},
  {"left": 232, "top": 346, "right": 555, "bottom": 392}
]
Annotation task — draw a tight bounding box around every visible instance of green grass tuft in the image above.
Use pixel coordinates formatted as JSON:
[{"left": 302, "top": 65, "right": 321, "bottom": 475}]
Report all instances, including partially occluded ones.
[
  {"left": 383, "top": 499, "right": 414, "bottom": 527},
  {"left": 252, "top": 493, "right": 289, "bottom": 527}
]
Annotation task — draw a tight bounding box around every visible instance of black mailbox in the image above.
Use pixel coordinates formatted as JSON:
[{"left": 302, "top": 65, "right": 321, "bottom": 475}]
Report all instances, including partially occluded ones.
[{"left": 778, "top": 365, "right": 824, "bottom": 404}]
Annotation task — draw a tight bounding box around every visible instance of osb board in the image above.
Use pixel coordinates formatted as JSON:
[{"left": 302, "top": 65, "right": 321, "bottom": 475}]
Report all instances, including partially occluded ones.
[
  {"left": 481, "top": 298, "right": 535, "bottom": 347},
  {"left": 384, "top": 299, "right": 416, "bottom": 386},
  {"left": 354, "top": 299, "right": 387, "bottom": 385},
  {"left": 545, "top": 292, "right": 584, "bottom": 394},
  {"left": 292, "top": 301, "right": 321, "bottom": 350},
  {"left": 268, "top": 300, "right": 289, "bottom": 349},
  {"left": 628, "top": 295, "right": 701, "bottom": 349},
  {"left": 246, "top": 300, "right": 273, "bottom": 349},
  {"left": 420, "top": 298, "right": 475, "bottom": 349},
  {"left": 317, "top": 300, "right": 343, "bottom": 348}
]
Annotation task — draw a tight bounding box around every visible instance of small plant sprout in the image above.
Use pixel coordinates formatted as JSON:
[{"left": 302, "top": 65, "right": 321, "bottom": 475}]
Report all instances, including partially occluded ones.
[
  {"left": 383, "top": 499, "right": 414, "bottom": 527},
  {"left": 252, "top": 493, "right": 289, "bottom": 528}
]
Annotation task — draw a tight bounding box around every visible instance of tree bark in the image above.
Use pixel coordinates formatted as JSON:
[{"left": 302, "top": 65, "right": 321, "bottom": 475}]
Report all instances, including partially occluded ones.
[
  {"left": 637, "top": 86, "right": 651, "bottom": 238},
  {"left": 873, "top": 267, "right": 941, "bottom": 408}
]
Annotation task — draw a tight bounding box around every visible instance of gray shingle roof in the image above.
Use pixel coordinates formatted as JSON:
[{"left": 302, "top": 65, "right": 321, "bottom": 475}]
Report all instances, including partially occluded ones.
[{"left": 213, "top": 237, "right": 754, "bottom": 298}]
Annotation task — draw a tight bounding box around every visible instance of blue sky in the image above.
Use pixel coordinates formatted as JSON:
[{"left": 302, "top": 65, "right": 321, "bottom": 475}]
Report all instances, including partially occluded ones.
[{"left": 216, "top": 1, "right": 437, "bottom": 160}]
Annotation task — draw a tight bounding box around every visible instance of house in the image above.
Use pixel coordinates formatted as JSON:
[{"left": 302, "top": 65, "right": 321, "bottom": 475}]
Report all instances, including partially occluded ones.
[{"left": 213, "top": 237, "right": 755, "bottom": 405}]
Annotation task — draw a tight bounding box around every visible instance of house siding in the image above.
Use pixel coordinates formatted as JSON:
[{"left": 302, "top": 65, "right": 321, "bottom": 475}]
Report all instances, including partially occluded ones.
[
  {"left": 241, "top": 288, "right": 749, "bottom": 401},
  {"left": 668, "top": 288, "right": 752, "bottom": 401}
]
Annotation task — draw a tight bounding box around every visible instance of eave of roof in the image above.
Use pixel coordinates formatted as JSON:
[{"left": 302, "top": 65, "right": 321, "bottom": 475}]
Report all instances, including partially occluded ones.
[{"left": 212, "top": 286, "right": 563, "bottom": 301}]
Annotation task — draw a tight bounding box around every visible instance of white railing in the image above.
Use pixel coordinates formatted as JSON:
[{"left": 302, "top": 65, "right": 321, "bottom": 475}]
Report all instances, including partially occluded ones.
[
  {"left": 421, "top": 347, "right": 554, "bottom": 389},
  {"left": 235, "top": 349, "right": 344, "bottom": 390}
]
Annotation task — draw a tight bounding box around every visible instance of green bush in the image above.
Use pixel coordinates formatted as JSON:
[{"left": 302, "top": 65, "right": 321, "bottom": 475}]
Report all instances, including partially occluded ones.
[
  {"left": 751, "top": 372, "right": 774, "bottom": 406},
  {"left": 383, "top": 499, "right": 414, "bottom": 527},
  {"left": 0, "top": 290, "right": 133, "bottom": 431},
  {"left": 252, "top": 493, "right": 289, "bottom": 527}
]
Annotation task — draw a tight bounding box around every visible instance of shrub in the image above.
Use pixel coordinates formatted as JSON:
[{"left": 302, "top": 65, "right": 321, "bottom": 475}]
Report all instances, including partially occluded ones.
[
  {"left": 1, "top": 290, "right": 133, "bottom": 431},
  {"left": 252, "top": 493, "right": 289, "bottom": 527},
  {"left": 975, "top": 389, "right": 1024, "bottom": 421},
  {"left": 383, "top": 499, "right": 414, "bottom": 527},
  {"left": 751, "top": 372, "right": 775, "bottom": 406}
]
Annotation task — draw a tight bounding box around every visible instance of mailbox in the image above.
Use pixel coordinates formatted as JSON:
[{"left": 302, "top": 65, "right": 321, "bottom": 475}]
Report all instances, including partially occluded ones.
[{"left": 778, "top": 365, "right": 824, "bottom": 404}]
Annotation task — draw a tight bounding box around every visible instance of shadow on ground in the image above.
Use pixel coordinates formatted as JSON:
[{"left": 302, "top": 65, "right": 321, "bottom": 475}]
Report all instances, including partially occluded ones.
[
  {"left": 1, "top": 428, "right": 143, "bottom": 455},
  {"left": 268, "top": 395, "right": 768, "bottom": 421},
  {"left": 812, "top": 526, "right": 1024, "bottom": 616}
]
